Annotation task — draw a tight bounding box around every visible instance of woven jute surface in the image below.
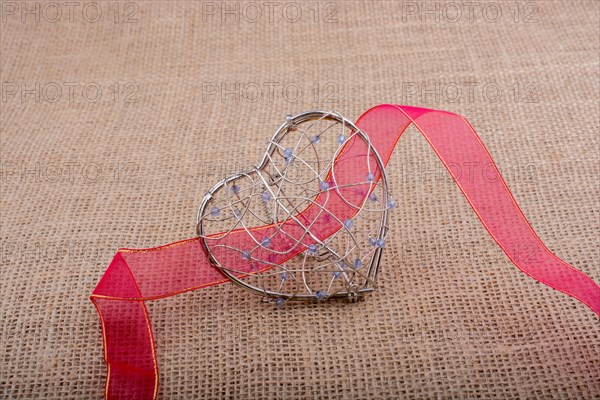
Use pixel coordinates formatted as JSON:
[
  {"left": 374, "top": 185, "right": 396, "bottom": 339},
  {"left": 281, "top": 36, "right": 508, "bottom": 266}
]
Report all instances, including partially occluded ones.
[{"left": 1, "top": 1, "right": 599, "bottom": 398}]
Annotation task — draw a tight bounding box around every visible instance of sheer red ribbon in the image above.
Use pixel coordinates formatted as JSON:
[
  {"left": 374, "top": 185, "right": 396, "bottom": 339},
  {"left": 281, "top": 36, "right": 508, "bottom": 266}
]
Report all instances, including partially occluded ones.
[{"left": 91, "top": 104, "right": 600, "bottom": 400}]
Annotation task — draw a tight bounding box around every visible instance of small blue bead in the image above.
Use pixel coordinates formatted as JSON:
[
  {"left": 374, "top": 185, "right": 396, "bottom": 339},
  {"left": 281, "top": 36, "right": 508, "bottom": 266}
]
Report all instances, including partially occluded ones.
[
  {"left": 387, "top": 198, "right": 397, "bottom": 209},
  {"left": 233, "top": 209, "right": 242, "bottom": 219},
  {"left": 261, "top": 237, "right": 271, "bottom": 248},
  {"left": 310, "top": 135, "right": 320, "bottom": 144},
  {"left": 343, "top": 219, "right": 354, "bottom": 230},
  {"left": 353, "top": 259, "right": 363, "bottom": 269},
  {"left": 209, "top": 207, "right": 220, "bottom": 217},
  {"left": 231, "top": 184, "right": 240, "bottom": 194},
  {"left": 319, "top": 181, "right": 329, "bottom": 191},
  {"left": 275, "top": 298, "right": 286, "bottom": 308},
  {"left": 280, "top": 271, "right": 289, "bottom": 281},
  {"left": 283, "top": 147, "right": 293, "bottom": 159},
  {"left": 261, "top": 192, "right": 272, "bottom": 202},
  {"left": 307, "top": 244, "right": 318, "bottom": 255},
  {"left": 241, "top": 250, "right": 251, "bottom": 260},
  {"left": 368, "top": 192, "right": 378, "bottom": 202},
  {"left": 376, "top": 239, "right": 385, "bottom": 248},
  {"left": 366, "top": 172, "right": 375, "bottom": 182},
  {"left": 333, "top": 271, "right": 342, "bottom": 279},
  {"left": 369, "top": 237, "right": 378, "bottom": 246},
  {"left": 315, "top": 290, "right": 326, "bottom": 300},
  {"left": 337, "top": 134, "right": 346, "bottom": 145}
]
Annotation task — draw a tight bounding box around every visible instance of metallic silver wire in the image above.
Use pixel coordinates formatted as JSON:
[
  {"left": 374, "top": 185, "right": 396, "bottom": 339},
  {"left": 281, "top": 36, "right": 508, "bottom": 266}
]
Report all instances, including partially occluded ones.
[{"left": 196, "top": 111, "right": 392, "bottom": 302}]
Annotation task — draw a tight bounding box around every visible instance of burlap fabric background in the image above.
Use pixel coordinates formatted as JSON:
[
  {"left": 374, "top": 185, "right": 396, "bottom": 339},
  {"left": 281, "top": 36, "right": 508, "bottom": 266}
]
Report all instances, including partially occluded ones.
[{"left": 1, "top": 1, "right": 599, "bottom": 398}]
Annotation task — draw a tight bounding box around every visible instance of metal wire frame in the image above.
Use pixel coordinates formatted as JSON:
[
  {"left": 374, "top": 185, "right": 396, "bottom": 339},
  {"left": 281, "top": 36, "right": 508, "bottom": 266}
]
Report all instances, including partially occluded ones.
[{"left": 196, "top": 111, "right": 392, "bottom": 302}]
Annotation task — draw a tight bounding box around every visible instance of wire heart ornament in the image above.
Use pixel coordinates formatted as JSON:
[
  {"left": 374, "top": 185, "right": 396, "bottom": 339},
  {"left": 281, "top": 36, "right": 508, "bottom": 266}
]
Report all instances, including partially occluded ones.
[{"left": 196, "top": 111, "right": 394, "bottom": 303}]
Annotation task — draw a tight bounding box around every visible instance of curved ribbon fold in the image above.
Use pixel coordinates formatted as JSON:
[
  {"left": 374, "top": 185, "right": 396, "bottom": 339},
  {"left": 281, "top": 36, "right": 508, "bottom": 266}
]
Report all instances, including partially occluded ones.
[{"left": 91, "top": 104, "right": 600, "bottom": 400}]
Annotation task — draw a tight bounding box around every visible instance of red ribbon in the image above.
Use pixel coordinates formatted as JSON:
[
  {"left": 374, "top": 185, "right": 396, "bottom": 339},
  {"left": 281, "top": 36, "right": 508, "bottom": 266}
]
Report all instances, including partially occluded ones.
[{"left": 91, "top": 104, "right": 600, "bottom": 399}]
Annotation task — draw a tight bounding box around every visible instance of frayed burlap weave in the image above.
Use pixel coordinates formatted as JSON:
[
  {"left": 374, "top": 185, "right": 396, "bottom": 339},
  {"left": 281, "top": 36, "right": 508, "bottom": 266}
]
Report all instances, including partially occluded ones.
[{"left": 1, "top": 1, "right": 598, "bottom": 399}]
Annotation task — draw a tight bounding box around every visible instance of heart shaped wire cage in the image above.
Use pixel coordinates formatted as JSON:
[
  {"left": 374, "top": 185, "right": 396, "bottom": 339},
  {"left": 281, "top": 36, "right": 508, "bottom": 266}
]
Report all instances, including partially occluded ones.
[{"left": 196, "top": 111, "right": 394, "bottom": 303}]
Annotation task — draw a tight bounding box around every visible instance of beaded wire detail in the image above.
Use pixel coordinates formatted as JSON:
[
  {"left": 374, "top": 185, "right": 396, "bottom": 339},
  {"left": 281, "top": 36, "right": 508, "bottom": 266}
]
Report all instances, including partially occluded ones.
[{"left": 196, "top": 111, "right": 394, "bottom": 305}]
